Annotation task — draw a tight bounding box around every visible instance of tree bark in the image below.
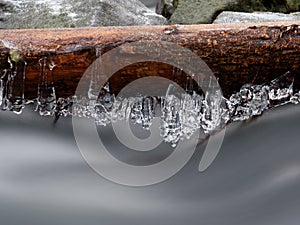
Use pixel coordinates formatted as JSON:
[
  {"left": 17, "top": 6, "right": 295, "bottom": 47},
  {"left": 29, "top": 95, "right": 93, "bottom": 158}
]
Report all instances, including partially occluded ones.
[{"left": 0, "top": 21, "right": 299, "bottom": 99}]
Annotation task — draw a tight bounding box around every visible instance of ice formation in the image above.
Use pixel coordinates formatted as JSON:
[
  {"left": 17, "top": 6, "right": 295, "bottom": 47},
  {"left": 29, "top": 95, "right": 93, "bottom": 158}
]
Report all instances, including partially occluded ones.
[{"left": 0, "top": 56, "right": 299, "bottom": 146}]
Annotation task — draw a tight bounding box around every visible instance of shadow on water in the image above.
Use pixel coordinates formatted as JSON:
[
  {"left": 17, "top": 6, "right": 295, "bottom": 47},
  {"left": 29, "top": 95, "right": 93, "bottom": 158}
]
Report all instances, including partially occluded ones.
[{"left": 0, "top": 104, "right": 300, "bottom": 225}]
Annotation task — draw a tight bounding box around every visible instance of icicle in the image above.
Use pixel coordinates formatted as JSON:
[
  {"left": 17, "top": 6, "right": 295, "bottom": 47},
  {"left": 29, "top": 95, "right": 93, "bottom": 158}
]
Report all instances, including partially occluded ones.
[
  {"left": 88, "top": 48, "right": 101, "bottom": 101},
  {"left": 0, "top": 69, "right": 7, "bottom": 108},
  {"left": 129, "top": 96, "right": 156, "bottom": 129},
  {"left": 35, "top": 56, "right": 57, "bottom": 116},
  {"left": 1, "top": 52, "right": 299, "bottom": 149},
  {"left": 141, "top": 96, "right": 156, "bottom": 130},
  {"left": 8, "top": 58, "right": 27, "bottom": 114},
  {"left": 160, "top": 93, "right": 182, "bottom": 147},
  {"left": 201, "top": 89, "right": 222, "bottom": 132},
  {"left": 0, "top": 52, "right": 27, "bottom": 114},
  {"left": 130, "top": 96, "right": 144, "bottom": 125},
  {"left": 93, "top": 82, "right": 115, "bottom": 126},
  {"left": 0, "top": 78, "right": 3, "bottom": 106},
  {"left": 180, "top": 92, "right": 202, "bottom": 139}
]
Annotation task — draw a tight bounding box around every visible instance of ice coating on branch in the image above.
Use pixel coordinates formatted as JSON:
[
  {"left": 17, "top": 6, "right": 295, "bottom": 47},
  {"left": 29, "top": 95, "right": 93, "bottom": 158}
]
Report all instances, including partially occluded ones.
[
  {"left": 226, "top": 84, "right": 270, "bottom": 121},
  {"left": 0, "top": 54, "right": 299, "bottom": 147},
  {"left": 72, "top": 71, "right": 300, "bottom": 146}
]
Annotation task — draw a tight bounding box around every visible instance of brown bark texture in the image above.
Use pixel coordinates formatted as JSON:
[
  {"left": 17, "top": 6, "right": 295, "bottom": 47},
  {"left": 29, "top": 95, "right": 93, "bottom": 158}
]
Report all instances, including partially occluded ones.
[{"left": 0, "top": 21, "right": 300, "bottom": 99}]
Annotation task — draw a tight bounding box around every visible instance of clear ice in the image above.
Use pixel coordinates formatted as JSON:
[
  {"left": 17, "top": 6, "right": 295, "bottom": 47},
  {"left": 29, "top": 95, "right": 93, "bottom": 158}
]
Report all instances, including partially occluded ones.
[
  {"left": 71, "top": 71, "right": 300, "bottom": 146},
  {"left": 0, "top": 52, "right": 299, "bottom": 147},
  {"left": 0, "top": 54, "right": 26, "bottom": 114},
  {"left": 34, "top": 57, "right": 57, "bottom": 116}
]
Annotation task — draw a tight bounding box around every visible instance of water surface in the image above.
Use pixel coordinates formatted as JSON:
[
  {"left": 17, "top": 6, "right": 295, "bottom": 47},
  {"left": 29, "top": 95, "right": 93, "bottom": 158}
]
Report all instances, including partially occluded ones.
[{"left": 0, "top": 104, "right": 300, "bottom": 225}]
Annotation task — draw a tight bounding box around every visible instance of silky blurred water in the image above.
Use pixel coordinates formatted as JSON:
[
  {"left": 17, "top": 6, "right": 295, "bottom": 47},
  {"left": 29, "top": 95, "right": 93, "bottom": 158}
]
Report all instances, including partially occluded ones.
[{"left": 0, "top": 103, "right": 300, "bottom": 225}]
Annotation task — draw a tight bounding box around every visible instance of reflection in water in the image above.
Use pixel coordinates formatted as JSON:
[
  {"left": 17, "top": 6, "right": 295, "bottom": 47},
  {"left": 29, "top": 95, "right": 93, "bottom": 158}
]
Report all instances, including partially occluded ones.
[{"left": 0, "top": 104, "right": 300, "bottom": 225}]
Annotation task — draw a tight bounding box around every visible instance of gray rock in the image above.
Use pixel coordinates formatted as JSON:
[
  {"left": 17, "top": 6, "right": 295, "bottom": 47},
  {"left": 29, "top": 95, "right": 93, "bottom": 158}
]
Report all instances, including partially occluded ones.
[
  {"left": 169, "top": 0, "right": 300, "bottom": 24},
  {"left": 213, "top": 11, "right": 300, "bottom": 24},
  {"left": 139, "top": 0, "right": 160, "bottom": 11},
  {"left": 156, "top": 0, "right": 174, "bottom": 19},
  {"left": 0, "top": 0, "right": 166, "bottom": 29}
]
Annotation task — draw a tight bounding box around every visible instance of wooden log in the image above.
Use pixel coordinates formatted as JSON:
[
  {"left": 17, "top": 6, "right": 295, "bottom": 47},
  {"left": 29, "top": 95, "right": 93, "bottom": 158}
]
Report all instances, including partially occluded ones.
[{"left": 0, "top": 21, "right": 300, "bottom": 100}]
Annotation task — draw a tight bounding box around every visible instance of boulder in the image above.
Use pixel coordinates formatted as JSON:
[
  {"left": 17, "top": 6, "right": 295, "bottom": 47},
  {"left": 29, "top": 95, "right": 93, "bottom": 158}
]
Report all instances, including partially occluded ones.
[
  {"left": 169, "top": 0, "right": 300, "bottom": 24},
  {"left": 213, "top": 11, "right": 300, "bottom": 24},
  {"left": 156, "top": 0, "right": 174, "bottom": 19},
  {"left": 139, "top": 0, "right": 159, "bottom": 11},
  {"left": 0, "top": 0, "right": 166, "bottom": 29}
]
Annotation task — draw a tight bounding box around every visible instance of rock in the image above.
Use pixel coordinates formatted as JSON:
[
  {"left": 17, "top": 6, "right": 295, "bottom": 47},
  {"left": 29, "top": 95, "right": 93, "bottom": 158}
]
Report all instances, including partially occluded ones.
[
  {"left": 169, "top": 0, "right": 300, "bottom": 24},
  {"left": 169, "top": 0, "right": 236, "bottom": 24},
  {"left": 156, "top": 0, "right": 174, "bottom": 19},
  {"left": 139, "top": 0, "right": 160, "bottom": 11},
  {"left": 0, "top": 0, "right": 166, "bottom": 29},
  {"left": 213, "top": 11, "right": 300, "bottom": 24}
]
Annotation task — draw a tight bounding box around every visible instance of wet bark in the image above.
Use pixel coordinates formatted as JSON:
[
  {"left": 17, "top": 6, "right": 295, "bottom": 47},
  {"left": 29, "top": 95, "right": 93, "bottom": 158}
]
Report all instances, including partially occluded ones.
[{"left": 0, "top": 21, "right": 299, "bottom": 99}]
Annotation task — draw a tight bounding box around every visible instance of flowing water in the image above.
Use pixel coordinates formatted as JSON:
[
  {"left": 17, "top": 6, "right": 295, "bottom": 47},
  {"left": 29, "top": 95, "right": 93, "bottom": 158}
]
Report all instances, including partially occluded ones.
[{"left": 0, "top": 100, "right": 300, "bottom": 225}]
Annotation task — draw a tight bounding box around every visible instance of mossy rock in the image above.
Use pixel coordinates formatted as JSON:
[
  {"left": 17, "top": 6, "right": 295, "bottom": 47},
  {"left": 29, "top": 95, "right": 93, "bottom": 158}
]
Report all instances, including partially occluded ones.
[
  {"left": 214, "top": 11, "right": 300, "bottom": 24},
  {"left": 287, "top": 0, "right": 300, "bottom": 11},
  {"left": 169, "top": 0, "right": 300, "bottom": 24}
]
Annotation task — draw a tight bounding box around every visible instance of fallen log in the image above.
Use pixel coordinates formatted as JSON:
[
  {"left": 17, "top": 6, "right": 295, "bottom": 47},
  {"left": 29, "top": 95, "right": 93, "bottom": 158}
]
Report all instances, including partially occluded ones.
[{"left": 0, "top": 21, "right": 300, "bottom": 100}]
